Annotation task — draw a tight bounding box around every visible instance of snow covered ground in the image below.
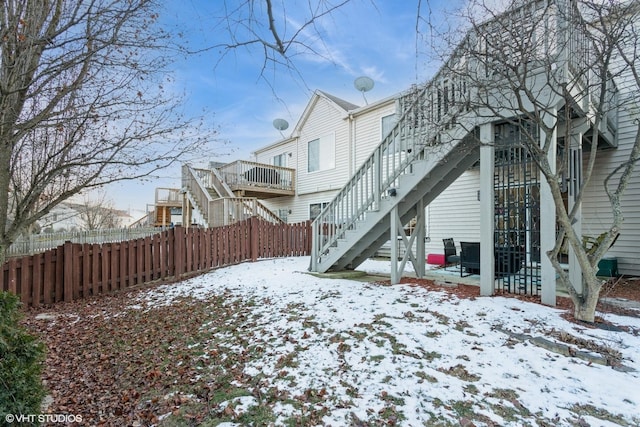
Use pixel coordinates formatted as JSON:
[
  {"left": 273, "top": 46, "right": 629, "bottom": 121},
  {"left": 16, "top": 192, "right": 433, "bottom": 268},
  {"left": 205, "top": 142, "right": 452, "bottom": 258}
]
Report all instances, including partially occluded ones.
[{"left": 134, "top": 257, "right": 640, "bottom": 426}]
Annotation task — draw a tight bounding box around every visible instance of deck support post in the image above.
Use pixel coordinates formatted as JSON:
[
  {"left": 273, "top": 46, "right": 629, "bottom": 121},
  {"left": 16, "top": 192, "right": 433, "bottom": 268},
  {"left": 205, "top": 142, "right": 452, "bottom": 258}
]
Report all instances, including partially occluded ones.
[
  {"left": 390, "top": 200, "right": 426, "bottom": 284},
  {"left": 310, "top": 220, "right": 319, "bottom": 272},
  {"left": 479, "top": 123, "right": 495, "bottom": 296},
  {"left": 390, "top": 205, "right": 400, "bottom": 284}
]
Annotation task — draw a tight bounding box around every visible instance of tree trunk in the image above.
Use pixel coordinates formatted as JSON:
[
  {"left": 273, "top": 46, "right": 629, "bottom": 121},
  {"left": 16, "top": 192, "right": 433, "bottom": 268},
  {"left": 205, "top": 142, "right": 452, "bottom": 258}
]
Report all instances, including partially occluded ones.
[{"left": 573, "top": 277, "right": 603, "bottom": 323}]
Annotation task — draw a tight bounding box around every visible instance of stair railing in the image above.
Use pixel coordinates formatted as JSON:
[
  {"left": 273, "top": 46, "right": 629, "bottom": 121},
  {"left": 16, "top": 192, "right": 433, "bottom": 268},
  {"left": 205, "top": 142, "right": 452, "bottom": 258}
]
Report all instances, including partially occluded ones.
[
  {"left": 182, "top": 165, "right": 216, "bottom": 225},
  {"left": 253, "top": 199, "right": 284, "bottom": 224},
  {"left": 209, "top": 197, "right": 284, "bottom": 227}
]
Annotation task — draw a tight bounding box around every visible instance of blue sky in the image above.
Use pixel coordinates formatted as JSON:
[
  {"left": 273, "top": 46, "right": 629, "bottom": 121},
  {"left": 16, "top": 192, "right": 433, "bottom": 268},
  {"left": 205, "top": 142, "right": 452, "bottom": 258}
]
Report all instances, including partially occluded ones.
[{"left": 109, "top": 0, "right": 466, "bottom": 217}]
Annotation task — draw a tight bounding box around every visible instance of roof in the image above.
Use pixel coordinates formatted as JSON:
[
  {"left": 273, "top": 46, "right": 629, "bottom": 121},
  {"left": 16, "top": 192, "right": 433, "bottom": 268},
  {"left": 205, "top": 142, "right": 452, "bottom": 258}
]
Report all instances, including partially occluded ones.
[{"left": 317, "top": 91, "right": 360, "bottom": 112}]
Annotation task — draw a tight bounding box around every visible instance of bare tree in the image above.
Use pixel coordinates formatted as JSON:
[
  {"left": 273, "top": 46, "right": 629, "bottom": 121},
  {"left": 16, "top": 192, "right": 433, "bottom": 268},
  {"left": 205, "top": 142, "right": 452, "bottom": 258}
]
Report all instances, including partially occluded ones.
[
  {"left": 436, "top": 0, "right": 639, "bottom": 322},
  {"left": 1, "top": 0, "right": 215, "bottom": 264},
  {"left": 77, "top": 191, "right": 123, "bottom": 230}
]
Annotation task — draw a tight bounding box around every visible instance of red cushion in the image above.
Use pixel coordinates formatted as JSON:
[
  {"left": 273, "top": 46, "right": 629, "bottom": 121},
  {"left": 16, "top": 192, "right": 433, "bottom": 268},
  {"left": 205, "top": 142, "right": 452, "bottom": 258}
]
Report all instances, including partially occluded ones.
[{"left": 427, "top": 253, "right": 446, "bottom": 265}]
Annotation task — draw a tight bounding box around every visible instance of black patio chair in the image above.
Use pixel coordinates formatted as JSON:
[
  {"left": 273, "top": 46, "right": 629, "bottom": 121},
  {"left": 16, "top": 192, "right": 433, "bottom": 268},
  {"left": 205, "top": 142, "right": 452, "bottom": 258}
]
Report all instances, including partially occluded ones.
[
  {"left": 460, "top": 241, "right": 481, "bottom": 277},
  {"left": 443, "top": 238, "right": 460, "bottom": 271}
]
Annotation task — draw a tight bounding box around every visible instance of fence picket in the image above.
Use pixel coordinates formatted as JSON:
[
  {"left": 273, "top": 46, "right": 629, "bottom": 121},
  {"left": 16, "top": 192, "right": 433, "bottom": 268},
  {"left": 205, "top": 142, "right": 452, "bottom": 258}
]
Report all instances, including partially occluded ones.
[
  {"left": 55, "top": 247, "right": 64, "bottom": 303},
  {"left": 91, "top": 243, "right": 100, "bottom": 296},
  {"left": 123, "top": 242, "right": 130, "bottom": 288},
  {"left": 212, "top": 228, "right": 219, "bottom": 268},
  {"left": 111, "top": 243, "right": 119, "bottom": 291},
  {"left": 167, "top": 228, "right": 176, "bottom": 278},
  {"left": 8, "top": 258, "right": 17, "bottom": 295},
  {"left": 102, "top": 245, "right": 110, "bottom": 293},
  {"left": 20, "top": 258, "right": 30, "bottom": 306},
  {"left": 33, "top": 254, "right": 42, "bottom": 308},
  {"left": 72, "top": 244, "right": 82, "bottom": 301},
  {"left": 128, "top": 241, "right": 134, "bottom": 286},
  {"left": 43, "top": 251, "right": 53, "bottom": 305},
  {"left": 63, "top": 242, "right": 73, "bottom": 302},
  {"left": 144, "top": 236, "right": 151, "bottom": 282},
  {"left": 82, "top": 244, "right": 90, "bottom": 299}
]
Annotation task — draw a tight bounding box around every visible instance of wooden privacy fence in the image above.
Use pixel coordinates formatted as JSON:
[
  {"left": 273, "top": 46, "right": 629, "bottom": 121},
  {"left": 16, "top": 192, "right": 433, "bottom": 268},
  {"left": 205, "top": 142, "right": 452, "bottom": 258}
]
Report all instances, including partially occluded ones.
[{"left": 1, "top": 218, "right": 311, "bottom": 308}]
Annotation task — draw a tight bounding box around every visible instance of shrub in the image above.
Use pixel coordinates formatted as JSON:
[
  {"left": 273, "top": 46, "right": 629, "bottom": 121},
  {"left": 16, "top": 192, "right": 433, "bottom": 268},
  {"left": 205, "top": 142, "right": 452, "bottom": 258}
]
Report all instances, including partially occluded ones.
[{"left": 0, "top": 291, "right": 46, "bottom": 417}]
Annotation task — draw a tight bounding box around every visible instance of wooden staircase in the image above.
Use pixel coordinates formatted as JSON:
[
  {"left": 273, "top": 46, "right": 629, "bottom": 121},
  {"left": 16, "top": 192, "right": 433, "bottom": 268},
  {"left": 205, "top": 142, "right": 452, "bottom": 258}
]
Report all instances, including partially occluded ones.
[
  {"left": 309, "top": 78, "right": 482, "bottom": 274},
  {"left": 181, "top": 165, "right": 283, "bottom": 228}
]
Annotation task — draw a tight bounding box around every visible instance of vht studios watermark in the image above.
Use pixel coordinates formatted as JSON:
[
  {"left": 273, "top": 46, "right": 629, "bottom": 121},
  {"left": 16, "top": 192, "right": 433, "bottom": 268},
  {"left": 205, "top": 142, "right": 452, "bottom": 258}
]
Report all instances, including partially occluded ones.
[{"left": 5, "top": 413, "right": 83, "bottom": 424}]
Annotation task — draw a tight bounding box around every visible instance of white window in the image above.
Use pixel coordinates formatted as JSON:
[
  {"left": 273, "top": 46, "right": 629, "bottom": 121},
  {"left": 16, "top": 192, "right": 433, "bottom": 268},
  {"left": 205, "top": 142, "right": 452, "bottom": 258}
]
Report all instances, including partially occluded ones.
[
  {"left": 307, "top": 134, "right": 335, "bottom": 173},
  {"left": 273, "top": 153, "right": 287, "bottom": 167},
  {"left": 381, "top": 114, "right": 397, "bottom": 139},
  {"left": 277, "top": 208, "right": 289, "bottom": 223},
  {"left": 382, "top": 113, "right": 399, "bottom": 152},
  {"left": 309, "top": 202, "right": 330, "bottom": 220},
  {"left": 308, "top": 139, "right": 319, "bottom": 172}
]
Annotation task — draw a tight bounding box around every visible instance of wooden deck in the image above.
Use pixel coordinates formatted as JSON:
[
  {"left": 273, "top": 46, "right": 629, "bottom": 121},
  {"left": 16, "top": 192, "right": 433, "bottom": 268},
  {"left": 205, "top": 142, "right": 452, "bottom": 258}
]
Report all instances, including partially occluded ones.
[{"left": 216, "top": 160, "right": 295, "bottom": 199}]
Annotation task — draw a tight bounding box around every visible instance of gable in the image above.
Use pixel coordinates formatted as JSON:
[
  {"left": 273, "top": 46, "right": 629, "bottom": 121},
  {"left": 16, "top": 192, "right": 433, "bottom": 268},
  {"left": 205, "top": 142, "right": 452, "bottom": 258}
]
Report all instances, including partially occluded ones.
[{"left": 292, "top": 91, "right": 359, "bottom": 136}]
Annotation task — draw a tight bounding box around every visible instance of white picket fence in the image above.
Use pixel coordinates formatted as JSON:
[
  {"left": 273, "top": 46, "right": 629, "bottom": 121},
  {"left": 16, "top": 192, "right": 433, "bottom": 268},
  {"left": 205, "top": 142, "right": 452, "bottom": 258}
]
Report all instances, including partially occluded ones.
[{"left": 7, "top": 228, "right": 163, "bottom": 257}]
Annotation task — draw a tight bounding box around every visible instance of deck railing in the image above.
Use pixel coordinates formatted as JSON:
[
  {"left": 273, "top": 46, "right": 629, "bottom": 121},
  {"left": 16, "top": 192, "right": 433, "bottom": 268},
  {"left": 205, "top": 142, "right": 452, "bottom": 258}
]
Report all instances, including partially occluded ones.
[
  {"left": 192, "top": 166, "right": 234, "bottom": 198},
  {"left": 216, "top": 160, "right": 295, "bottom": 194},
  {"left": 155, "top": 187, "right": 182, "bottom": 205}
]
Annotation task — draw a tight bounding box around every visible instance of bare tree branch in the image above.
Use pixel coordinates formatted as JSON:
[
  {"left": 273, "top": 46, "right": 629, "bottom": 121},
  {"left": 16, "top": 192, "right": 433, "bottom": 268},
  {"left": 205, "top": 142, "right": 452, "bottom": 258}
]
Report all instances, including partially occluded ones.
[{"left": 191, "top": 0, "right": 358, "bottom": 89}]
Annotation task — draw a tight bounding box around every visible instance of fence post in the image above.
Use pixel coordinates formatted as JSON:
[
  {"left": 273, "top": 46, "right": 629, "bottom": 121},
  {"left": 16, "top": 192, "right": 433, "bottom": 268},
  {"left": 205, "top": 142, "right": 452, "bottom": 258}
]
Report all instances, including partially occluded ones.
[
  {"left": 63, "top": 241, "right": 73, "bottom": 302},
  {"left": 310, "top": 221, "right": 318, "bottom": 270}
]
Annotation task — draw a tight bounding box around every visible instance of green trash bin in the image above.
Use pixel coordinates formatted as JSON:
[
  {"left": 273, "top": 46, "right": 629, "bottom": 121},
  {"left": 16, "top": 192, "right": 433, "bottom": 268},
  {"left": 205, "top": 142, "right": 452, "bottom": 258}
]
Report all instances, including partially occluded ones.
[{"left": 597, "top": 257, "right": 618, "bottom": 277}]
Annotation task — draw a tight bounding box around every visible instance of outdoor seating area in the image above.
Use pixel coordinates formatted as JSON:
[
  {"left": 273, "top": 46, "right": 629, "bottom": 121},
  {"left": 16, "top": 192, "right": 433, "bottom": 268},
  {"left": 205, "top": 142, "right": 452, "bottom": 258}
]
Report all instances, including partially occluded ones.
[
  {"left": 429, "top": 239, "right": 528, "bottom": 279},
  {"left": 430, "top": 238, "right": 480, "bottom": 277}
]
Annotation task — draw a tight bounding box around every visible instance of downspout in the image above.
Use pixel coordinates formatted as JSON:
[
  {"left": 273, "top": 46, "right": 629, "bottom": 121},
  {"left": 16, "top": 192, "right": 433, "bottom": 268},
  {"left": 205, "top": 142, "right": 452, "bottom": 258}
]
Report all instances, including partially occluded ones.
[
  {"left": 348, "top": 112, "right": 355, "bottom": 177},
  {"left": 296, "top": 136, "right": 300, "bottom": 199}
]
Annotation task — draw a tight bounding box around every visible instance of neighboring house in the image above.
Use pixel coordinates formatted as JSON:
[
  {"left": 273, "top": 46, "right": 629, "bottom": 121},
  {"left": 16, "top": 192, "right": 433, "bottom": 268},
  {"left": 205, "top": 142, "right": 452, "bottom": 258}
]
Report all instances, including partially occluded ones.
[
  {"left": 39, "top": 203, "right": 83, "bottom": 232},
  {"left": 39, "top": 202, "right": 132, "bottom": 232}
]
